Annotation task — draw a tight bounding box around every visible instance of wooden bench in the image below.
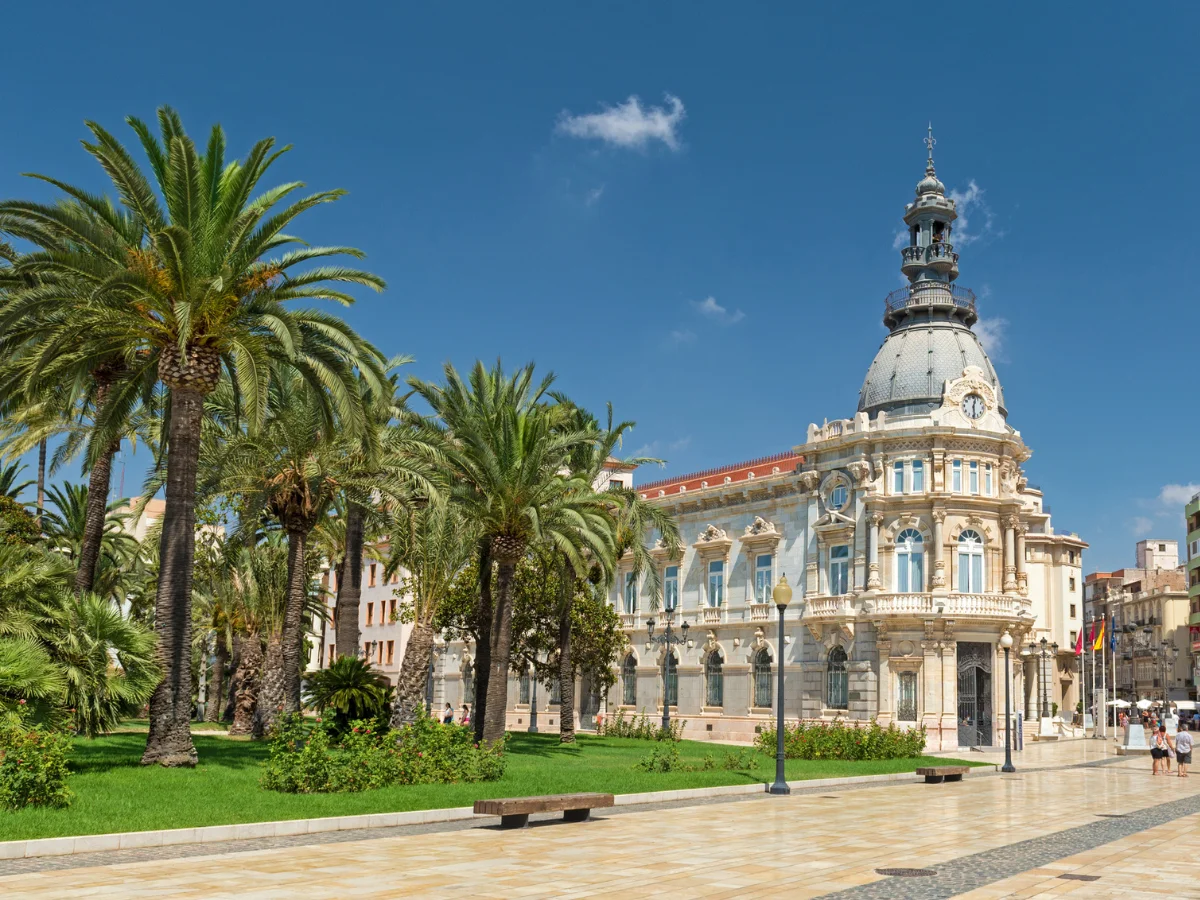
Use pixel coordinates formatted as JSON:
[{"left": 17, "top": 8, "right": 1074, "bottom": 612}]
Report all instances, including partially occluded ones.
[
  {"left": 915, "top": 765, "right": 970, "bottom": 784},
  {"left": 473, "top": 793, "right": 615, "bottom": 829}
]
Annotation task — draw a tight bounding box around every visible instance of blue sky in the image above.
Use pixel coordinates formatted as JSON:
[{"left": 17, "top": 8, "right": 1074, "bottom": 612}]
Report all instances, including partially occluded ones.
[{"left": 3, "top": 2, "right": 1198, "bottom": 572}]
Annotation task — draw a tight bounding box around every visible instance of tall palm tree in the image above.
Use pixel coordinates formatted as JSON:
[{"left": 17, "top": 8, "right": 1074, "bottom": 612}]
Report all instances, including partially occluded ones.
[
  {"left": 41, "top": 481, "right": 142, "bottom": 601},
  {"left": 0, "top": 108, "right": 387, "bottom": 765},
  {"left": 0, "top": 460, "right": 33, "bottom": 499},
  {"left": 385, "top": 502, "right": 478, "bottom": 725},
  {"left": 408, "top": 361, "right": 615, "bottom": 743}
]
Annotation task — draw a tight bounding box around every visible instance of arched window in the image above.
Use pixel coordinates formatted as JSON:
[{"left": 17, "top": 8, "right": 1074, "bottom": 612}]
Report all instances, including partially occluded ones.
[
  {"left": 621, "top": 654, "right": 637, "bottom": 706},
  {"left": 753, "top": 648, "right": 773, "bottom": 708},
  {"left": 664, "top": 651, "right": 679, "bottom": 707},
  {"left": 706, "top": 651, "right": 725, "bottom": 707},
  {"left": 550, "top": 677, "right": 561, "bottom": 705},
  {"left": 463, "top": 661, "right": 475, "bottom": 705},
  {"left": 895, "top": 528, "right": 925, "bottom": 592},
  {"left": 958, "top": 530, "right": 984, "bottom": 593},
  {"left": 518, "top": 667, "right": 531, "bottom": 705},
  {"left": 827, "top": 646, "right": 848, "bottom": 709}
]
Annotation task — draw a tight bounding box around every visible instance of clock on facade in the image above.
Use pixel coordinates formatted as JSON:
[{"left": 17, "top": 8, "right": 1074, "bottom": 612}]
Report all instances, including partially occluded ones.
[{"left": 961, "top": 393, "right": 986, "bottom": 419}]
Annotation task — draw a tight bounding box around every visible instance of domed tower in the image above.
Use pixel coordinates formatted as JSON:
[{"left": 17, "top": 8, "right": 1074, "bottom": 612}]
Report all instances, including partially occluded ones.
[{"left": 858, "top": 127, "right": 1005, "bottom": 420}]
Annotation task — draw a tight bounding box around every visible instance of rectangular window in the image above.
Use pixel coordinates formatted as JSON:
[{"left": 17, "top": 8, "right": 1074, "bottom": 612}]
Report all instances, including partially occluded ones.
[
  {"left": 829, "top": 545, "right": 849, "bottom": 596},
  {"left": 369, "top": 564, "right": 377, "bottom": 587},
  {"left": 1070, "top": 631, "right": 1078, "bottom": 648},
  {"left": 388, "top": 598, "right": 397, "bottom": 621},
  {"left": 952, "top": 459, "right": 962, "bottom": 493},
  {"left": 363, "top": 641, "right": 371, "bottom": 660},
  {"left": 984, "top": 463, "right": 993, "bottom": 496},
  {"left": 664, "top": 565, "right": 679, "bottom": 611},
  {"left": 1070, "top": 603, "right": 1077, "bottom": 618},
  {"left": 898, "top": 672, "right": 918, "bottom": 722},
  {"left": 755, "top": 554, "right": 774, "bottom": 604},
  {"left": 707, "top": 560, "right": 725, "bottom": 607},
  {"left": 377, "top": 642, "right": 383, "bottom": 664},
  {"left": 386, "top": 640, "right": 395, "bottom": 665},
  {"left": 366, "top": 602, "right": 374, "bottom": 626},
  {"left": 969, "top": 461, "right": 979, "bottom": 495},
  {"left": 912, "top": 459, "right": 924, "bottom": 492},
  {"left": 391, "top": 571, "right": 399, "bottom": 585},
  {"left": 623, "top": 572, "right": 637, "bottom": 614},
  {"left": 328, "top": 645, "right": 335, "bottom": 665},
  {"left": 894, "top": 460, "right": 905, "bottom": 494},
  {"left": 1069, "top": 577, "right": 1076, "bottom": 592}
]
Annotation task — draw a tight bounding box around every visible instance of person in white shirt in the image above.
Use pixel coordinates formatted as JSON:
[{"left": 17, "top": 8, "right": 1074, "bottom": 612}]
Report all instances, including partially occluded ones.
[{"left": 1175, "top": 724, "right": 1193, "bottom": 778}]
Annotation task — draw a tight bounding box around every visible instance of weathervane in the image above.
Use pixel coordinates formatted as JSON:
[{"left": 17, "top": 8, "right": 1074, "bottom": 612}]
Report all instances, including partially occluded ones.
[{"left": 924, "top": 122, "right": 936, "bottom": 171}]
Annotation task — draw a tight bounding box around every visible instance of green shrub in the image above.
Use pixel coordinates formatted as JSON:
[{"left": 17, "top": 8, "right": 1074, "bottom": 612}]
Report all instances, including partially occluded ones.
[
  {"left": 304, "top": 656, "right": 393, "bottom": 736},
  {"left": 635, "top": 743, "right": 686, "bottom": 772},
  {"left": 754, "top": 719, "right": 926, "bottom": 761},
  {"left": 599, "top": 708, "right": 685, "bottom": 742},
  {"left": 261, "top": 713, "right": 506, "bottom": 794},
  {"left": 0, "top": 704, "right": 73, "bottom": 810}
]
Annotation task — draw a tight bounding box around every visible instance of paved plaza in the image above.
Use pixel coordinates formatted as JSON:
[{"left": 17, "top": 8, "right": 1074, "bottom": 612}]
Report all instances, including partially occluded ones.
[{"left": 2, "top": 741, "right": 1197, "bottom": 898}]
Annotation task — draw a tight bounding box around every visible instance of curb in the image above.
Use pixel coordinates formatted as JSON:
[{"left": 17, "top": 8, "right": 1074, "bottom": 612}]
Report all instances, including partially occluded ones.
[{"left": 0, "top": 767, "right": 994, "bottom": 860}]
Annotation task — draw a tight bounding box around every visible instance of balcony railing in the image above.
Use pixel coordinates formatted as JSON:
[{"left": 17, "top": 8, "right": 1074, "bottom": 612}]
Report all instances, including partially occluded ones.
[
  {"left": 701, "top": 606, "right": 723, "bottom": 625},
  {"left": 749, "top": 603, "right": 772, "bottom": 622},
  {"left": 901, "top": 242, "right": 959, "bottom": 268},
  {"left": 806, "top": 592, "right": 1030, "bottom": 619},
  {"left": 884, "top": 282, "right": 976, "bottom": 316}
]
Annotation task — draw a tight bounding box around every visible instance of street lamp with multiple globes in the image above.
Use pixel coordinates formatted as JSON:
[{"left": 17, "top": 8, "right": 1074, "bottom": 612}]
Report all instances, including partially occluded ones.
[
  {"left": 646, "top": 610, "right": 689, "bottom": 733},
  {"left": 999, "top": 631, "right": 1015, "bottom": 773},
  {"left": 769, "top": 574, "right": 795, "bottom": 795}
]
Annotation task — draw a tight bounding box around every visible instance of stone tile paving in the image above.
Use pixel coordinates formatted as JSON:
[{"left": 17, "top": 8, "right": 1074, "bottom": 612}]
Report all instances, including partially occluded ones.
[{"left": 0, "top": 742, "right": 1190, "bottom": 899}]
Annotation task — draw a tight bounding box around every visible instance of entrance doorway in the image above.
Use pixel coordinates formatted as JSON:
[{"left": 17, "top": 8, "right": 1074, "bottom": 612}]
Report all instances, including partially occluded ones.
[
  {"left": 578, "top": 674, "right": 601, "bottom": 730},
  {"left": 957, "top": 642, "right": 993, "bottom": 747}
]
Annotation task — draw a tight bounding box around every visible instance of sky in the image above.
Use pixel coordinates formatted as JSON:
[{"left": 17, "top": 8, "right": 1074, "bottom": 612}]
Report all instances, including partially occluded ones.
[{"left": 3, "top": 2, "right": 1198, "bottom": 573}]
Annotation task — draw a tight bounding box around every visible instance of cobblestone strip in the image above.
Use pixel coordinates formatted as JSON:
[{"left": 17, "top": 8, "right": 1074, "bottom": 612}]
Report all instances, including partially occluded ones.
[{"left": 817, "top": 792, "right": 1200, "bottom": 900}]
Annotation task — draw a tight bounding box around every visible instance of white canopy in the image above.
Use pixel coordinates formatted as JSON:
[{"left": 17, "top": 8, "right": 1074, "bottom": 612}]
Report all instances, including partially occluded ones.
[
  {"left": 1137, "top": 699, "right": 1154, "bottom": 710},
  {"left": 1107, "top": 699, "right": 1132, "bottom": 708},
  {"left": 1174, "top": 700, "right": 1197, "bottom": 711}
]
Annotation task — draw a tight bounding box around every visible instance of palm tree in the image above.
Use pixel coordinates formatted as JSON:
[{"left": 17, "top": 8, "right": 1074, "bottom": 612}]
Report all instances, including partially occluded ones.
[
  {"left": 0, "top": 108, "right": 388, "bottom": 765},
  {"left": 0, "top": 460, "right": 32, "bottom": 499},
  {"left": 408, "top": 361, "right": 615, "bottom": 743},
  {"left": 305, "top": 656, "right": 392, "bottom": 734},
  {"left": 385, "top": 502, "right": 478, "bottom": 726}
]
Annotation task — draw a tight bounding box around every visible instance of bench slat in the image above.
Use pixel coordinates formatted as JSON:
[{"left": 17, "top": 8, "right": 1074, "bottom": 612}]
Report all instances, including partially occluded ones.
[
  {"left": 474, "top": 793, "right": 614, "bottom": 816},
  {"left": 914, "top": 766, "right": 969, "bottom": 776}
]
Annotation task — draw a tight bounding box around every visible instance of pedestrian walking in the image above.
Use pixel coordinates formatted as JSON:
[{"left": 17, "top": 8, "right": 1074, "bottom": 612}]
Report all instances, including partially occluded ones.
[
  {"left": 1176, "top": 724, "right": 1193, "bottom": 778},
  {"left": 442, "top": 702, "right": 455, "bottom": 725},
  {"left": 1152, "top": 725, "right": 1169, "bottom": 775}
]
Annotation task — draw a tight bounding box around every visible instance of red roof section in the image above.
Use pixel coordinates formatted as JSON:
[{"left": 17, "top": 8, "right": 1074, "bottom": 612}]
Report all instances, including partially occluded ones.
[{"left": 637, "top": 451, "right": 803, "bottom": 499}]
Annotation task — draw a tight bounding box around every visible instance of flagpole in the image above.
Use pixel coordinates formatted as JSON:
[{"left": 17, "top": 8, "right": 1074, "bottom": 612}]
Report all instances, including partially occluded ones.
[{"left": 1100, "top": 619, "right": 1107, "bottom": 739}]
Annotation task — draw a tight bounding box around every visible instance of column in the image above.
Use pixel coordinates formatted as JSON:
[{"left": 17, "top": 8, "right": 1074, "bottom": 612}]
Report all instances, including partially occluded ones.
[
  {"left": 1003, "top": 515, "right": 1018, "bottom": 595},
  {"left": 1016, "top": 525, "right": 1028, "bottom": 596},
  {"left": 932, "top": 509, "right": 946, "bottom": 590},
  {"left": 939, "top": 626, "right": 959, "bottom": 749},
  {"left": 867, "top": 513, "right": 882, "bottom": 590}
]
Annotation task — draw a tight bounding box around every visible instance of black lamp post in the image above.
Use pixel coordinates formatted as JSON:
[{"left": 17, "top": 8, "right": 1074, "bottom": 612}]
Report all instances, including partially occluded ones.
[
  {"left": 647, "top": 609, "right": 689, "bottom": 732},
  {"left": 769, "top": 574, "right": 797, "bottom": 795},
  {"left": 1000, "top": 631, "right": 1015, "bottom": 772},
  {"left": 528, "top": 658, "right": 540, "bottom": 734}
]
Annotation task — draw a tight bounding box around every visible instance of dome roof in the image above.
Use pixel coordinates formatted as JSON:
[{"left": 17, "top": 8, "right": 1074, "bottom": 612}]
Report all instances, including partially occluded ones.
[
  {"left": 858, "top": 320, "right": 1006, "bottom": 417},
  {"left": 916, "top": 171, "right": 945, "bottom": 196}
]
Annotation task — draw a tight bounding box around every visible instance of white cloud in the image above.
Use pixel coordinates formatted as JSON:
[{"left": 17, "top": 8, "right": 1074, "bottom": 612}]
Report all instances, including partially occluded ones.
[
  {"left": 667, "top": 329, "right": 696, "bottom": 346},
  {"left": 1159, "top": 483, "right": 1200, "bottom": 507},
  {"left": 556, "top": 94, "right": 686, "bottom": 151},
  {"left": 974, "top": 316, "right": 1008, "bottom": 359},
  {"left": 632, "top": 435, "right": 692, "bottom": 460},
  {"left": 892, "top": 230, "right": 908, "bottom": 250},
  {"left": 949, "top": 180, "right": 1003, "bottom": 246},
  {"left": 692, "top": 296, "right": 745, "bottom": 325},
  {"left": 1131, "top": 516, "right": 1155, "bottom": 537},
  {"left": 584, "top": 185, "right": 605, "bottom": 206}
]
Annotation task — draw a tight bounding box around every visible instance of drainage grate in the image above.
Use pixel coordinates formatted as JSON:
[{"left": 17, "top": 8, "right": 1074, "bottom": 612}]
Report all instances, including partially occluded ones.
[
  {"left": 875, "top": 868, "right": 937, "bottom": 878},
  {"left": 1095, "top": 813, "right": 1128, "bottom": 818},
  {"left": 1058, "top": 874, "right": 1100, "bottom": 882}
]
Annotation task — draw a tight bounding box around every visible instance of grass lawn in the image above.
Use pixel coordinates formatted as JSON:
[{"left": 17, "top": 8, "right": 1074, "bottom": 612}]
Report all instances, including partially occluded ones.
[{"left": 0, "top": 732, "right": 983, "bottom": 841}]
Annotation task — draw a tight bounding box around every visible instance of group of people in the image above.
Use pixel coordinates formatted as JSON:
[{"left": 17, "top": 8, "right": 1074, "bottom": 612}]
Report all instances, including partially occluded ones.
[
  {"left": 1151, "top": 721, "right": 1193, "bottom": 777},
  {"left": 440, "top": 703, "right": 470, "bottom": 726}
]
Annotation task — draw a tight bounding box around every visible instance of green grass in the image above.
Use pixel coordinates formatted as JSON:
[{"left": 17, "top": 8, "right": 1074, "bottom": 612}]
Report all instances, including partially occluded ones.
[
  {"left": 0, "top": 732, "right": 983, "bottom": 841},
  {"left": 113, "top": 719, "right": 230, "bottom": 733}
]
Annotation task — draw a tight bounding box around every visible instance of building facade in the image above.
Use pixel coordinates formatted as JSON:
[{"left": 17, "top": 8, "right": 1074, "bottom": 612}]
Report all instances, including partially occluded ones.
[{"left": 1187, "top": 494, "right": 1200, "bottom": 683}]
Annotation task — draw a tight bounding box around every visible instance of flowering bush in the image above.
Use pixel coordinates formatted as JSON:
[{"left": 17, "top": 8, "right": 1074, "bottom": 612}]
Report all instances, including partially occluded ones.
[
  {"left": 261, "top": 713, "right": 505, "bottom": 794},
  {"left": 599, "top": 708, "right": 685, "bottom": 742},
  {"left": 754, "top": 719, "right": 926, "bottom": 761},
  {"left": 0, "top": 704, "right": 73, "bottom": 810}
]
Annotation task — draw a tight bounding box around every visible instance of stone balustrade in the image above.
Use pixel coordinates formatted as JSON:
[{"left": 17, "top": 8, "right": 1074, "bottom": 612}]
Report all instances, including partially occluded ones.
[
  {"left": 804, "top": 592, "right": 1031, "bottom": 619},
  {"left": 749, "top": 603, "right": 772, "bottom": 621}
]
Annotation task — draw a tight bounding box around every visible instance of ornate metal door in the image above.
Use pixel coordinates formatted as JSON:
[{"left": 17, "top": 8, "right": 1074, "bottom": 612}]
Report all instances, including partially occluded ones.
[
  {"left": 957, "top": 642, "right": 993, "bottom": 747},
  {"left": 578, "top": 674, "right": 600, "bottom": 729}
]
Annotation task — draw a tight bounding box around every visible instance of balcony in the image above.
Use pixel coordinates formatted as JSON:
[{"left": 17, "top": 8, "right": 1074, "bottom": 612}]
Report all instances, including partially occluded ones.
[
  {"left": 750, "top": 603, "right": 772, "bottom": 622},
  {"left": 700, "top": 606, "right": 723, "bottom": 625},
  {"left": 806, "top": 592, "right": 1031, "bottom": 620},
  {"left": 900, "top": 242, "right": 959, "bottom": 274},
  {"left": 883, "top": 281, "right": 977, "bottom": 328}
]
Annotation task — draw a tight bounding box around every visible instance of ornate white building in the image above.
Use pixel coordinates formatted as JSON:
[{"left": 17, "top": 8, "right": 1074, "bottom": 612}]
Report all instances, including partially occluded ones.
[
  {"left": 439, "top": 134, "right": 1088, "bottom": 750},
  {"left": 607, "top": 134, "right": 1087, "bottom": 749}
]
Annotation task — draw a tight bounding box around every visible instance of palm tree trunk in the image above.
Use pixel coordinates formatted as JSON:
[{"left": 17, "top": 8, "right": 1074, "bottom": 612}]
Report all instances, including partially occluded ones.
[
  {"left": 391, "top": 622, "right": 435, "bottom": 727},
  {"left": 281, "top": 527, "right": 309, "bottom": 714},
  {"left": 482, "top": 552, "right": 518, "bottom": 743},
  {"left": 557, "top": 567, "right": 577, "bottom": 744},
  {"left": 35, "top": 438, "right": 46, "bottom": 530},
  {"left": 141, "top": 387, "right": 204, "bottom": 767},
  {"left": 74, "top": 439, "right": 119, "bottom": 595},
  {"left": 228, "top": 632, "right": 263, "bottom": 737},
  {"left": 473, "top": 540, "right": 492, "bottom": 744},
  {"left": 206, "top": 633, "right": 228, "bottom": 723},
  {"left": 224, "top": 633, "right": 242, "bottom": 722},
  {"left": 334, "top": 503, "right": 364, "bottom": 660},
  {"left": 255, "top": 633, "right": 285, "bottom": 737}
]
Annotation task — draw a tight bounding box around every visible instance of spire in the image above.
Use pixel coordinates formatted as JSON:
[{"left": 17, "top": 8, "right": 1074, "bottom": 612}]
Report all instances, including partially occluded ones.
[{"left": 924, "top": 122, "right": 937, "bottom": 175}]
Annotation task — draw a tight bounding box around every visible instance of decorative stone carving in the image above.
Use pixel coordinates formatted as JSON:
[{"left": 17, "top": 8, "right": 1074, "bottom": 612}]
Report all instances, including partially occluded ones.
[
  {"left": 847, "top": 459, "right": 873, "bottom": 485},
  {"left": 797, "top": 470, "right": 821, "bottom": 493},
  {"left": 932, "top": 509, "right": 946, "bottom": 524},
  {"left": 693, "top": 524, "right": 733, "bottom": 561},
  {"left": 696, "top": 524, "right": 726, "bottom": 543},
  {"left": 744, "top": 516, "right": 777, "bottom": 537},
  {"left": 702, "top": 631, "right": 720, "bottom": 655}
]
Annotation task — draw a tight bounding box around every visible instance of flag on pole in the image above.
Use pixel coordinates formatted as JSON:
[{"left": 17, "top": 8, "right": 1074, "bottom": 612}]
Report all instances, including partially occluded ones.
[
  {"left": 1110, "top": 614, "right": 1118, "bottom": 652},
  {"left": 1088, "top": 619, "right": 1097, "bottom": 649},
  {"left": 1074, "top": 628, "right": 1084, "bottom": 656},
  {"left": 1093, "top": 618, "right": 1106, "bottom": 651}
]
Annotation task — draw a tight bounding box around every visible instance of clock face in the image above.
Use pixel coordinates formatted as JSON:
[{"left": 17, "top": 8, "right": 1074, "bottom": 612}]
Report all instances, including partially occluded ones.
[{"left": 961, "top": 393, "right": 986, "bottom": 420}]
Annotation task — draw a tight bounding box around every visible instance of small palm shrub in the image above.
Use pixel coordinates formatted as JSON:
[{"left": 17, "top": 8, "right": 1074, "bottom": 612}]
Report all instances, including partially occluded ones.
[
  {"left": 600, "top": 708, "right": 685, "bottom": 742},
  {"left": 304, "top": 656, "right": 393, "bottom": 736},
  {"left": 754, "top": 719, "right": 926, "bottom": 760},
  {"left": 0, "top": 704, "right": 73, "bottom": 809},
  {"left": 262, "top": 713, "right": 506, "bottom": 794}
]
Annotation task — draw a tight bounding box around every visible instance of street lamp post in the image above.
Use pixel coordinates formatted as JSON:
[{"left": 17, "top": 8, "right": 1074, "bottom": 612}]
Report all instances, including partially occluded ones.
[
  {"left": 1000, "top": 631, "right": 1015, "bottom": 773},
  {"left": 647, "top": 609, "right": 689, "bottom": 733},
  {"left": 529, "top": 658, "right": 539, "bottom": 734},
  {"left": 769, "top": 575, "right": 798, "bottom": 796}
]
